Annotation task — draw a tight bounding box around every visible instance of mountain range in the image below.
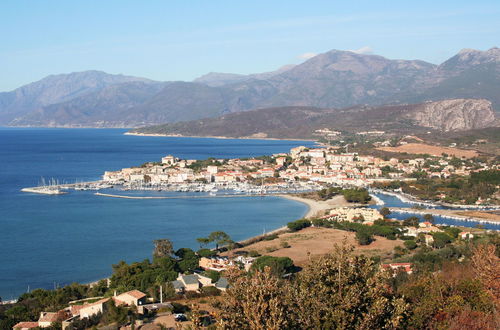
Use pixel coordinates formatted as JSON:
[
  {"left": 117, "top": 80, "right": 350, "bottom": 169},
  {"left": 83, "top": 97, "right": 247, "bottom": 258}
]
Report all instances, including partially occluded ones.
[{"left": 1, "top": 47, "right": 499, "bottom": 127}]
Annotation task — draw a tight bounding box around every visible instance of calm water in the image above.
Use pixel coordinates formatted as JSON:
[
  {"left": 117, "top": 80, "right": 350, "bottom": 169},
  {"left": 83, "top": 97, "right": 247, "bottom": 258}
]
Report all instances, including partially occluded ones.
[
  {"left": 371, "top": 194, "right": 500, "bottom": 230},
  {"left": 0, "top": 128, "right": 313, "bottom": 299}
]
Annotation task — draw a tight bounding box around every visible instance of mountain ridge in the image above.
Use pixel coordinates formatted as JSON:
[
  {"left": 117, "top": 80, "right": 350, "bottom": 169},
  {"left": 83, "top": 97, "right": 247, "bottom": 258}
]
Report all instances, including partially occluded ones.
[{"left": 1, "top": 47, "right": 499, "bottom": 127}]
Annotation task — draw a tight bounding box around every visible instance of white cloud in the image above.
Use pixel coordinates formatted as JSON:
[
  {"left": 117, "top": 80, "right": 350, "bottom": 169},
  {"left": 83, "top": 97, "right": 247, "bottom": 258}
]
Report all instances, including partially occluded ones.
[
  {"left": 350, "top": 46, "right": 374, "bottom": 54},
  {"left": 298, "top": 52, "right": 318, "bottom": 60}
]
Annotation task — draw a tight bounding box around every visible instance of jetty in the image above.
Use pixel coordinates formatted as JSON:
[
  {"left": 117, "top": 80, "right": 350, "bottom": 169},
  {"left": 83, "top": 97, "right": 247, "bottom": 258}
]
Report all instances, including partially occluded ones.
[{"left": 389, "top": 207, "right": 500, "bottom": 226}]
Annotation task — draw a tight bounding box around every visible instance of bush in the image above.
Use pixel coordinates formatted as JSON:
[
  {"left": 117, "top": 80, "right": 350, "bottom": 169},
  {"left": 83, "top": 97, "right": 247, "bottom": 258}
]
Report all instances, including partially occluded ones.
[
  {"left": 263, "top": 233, "right": 278, "bottom": 241},
  {"left": 280, "top": 241, "right": 291, "bottom": 248},
  {"left": 197, "top": 248, "right": 217, "bottom": 258},
  {"left": 265, "top": 246, "right": 278, "bottom": 253},
  {"left": 312, "top": 218, "right": 331, "bottom": 227},
  {"left": 200, "top": 286, "right": 221, "bottom": 296},
  {"left": 171, "top": 302, "right": 190, "bottom": 314},
  {"left": 404, "top": 240, "right": 418, "bottom": 250},
  {"left": 249, "top": 250, "right": 261, "bottom": 257},
  {"left": 287, "top": 219, "right": 311, "bottom": 232},
  {"left": 342, "top": 188, "right": 371, "bottom": 204},
  {"left": 356, "top": 229, "right": 374, "bottom": 245},
  {"left": 202, "top": 270, "right": 220, "bottom": 283},
  {"left": 251, "top": 256, "right": 294, "bottom": 275}
]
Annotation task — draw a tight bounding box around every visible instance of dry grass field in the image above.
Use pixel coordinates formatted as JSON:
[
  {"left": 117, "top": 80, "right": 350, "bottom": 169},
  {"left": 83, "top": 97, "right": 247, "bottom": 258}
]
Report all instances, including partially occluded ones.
[
  {"left": 377, "top": 143, "right": 479, "bottom": 158},
  {"left": 228, "top": 227, "right": 403, "bottom": 267}
]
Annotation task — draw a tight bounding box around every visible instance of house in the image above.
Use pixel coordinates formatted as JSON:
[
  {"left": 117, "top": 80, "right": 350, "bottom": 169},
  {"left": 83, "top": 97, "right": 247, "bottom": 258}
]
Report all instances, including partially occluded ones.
[
  {"left": 199, "top": 256, "right": 233, "bottom": 272},
  {"left": 233, "top": 256, "right": 255, "bottom": 271},
  {"left": 13, "top": 310, "right": 69, "bottom": 329},
  {"left": 215, "top": 277, "right": 230, "bottom": 291},
  {"left": 460, "top": 231, "right": 474, "bottom": 240},
  {"left": 38, "top": 311, "right": 67, "bottom": 327},
  {"left": 13, "top": 322, "right": 40, "bottom": 330},
  {"left": 113, "top": 290, "right": 147, "bottom": 306},
  {"left": 171, "top": 273, "right": 213, "bottom": 293},
  {"left": 424, "top": 234, "right": 434, "bottom": 246},
  {"left": 382, "top": 263, "right": 413, "bottom": 275},
  {"left": 322, "top": 208, "right": 383, "bottom": 224},
  {"left": 78, "top": 298, "right": 110, "bottom": 319}
]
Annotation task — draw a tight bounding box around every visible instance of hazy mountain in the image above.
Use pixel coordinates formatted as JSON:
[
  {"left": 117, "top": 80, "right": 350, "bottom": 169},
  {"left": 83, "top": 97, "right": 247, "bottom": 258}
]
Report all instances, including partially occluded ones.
[
  {"left": 11, "top": 81, "right": 166, "bottom": 127},
  {"left": 131, "top": 99, "right": 498, "bottom": 139},
  {"left": 2, "top": 47, "right": 499, "bottom": 127},
  {"left": 0, "top": 70, "right": 156, "bottom": 124},
  {"left": 193, "top": 65, "right": 296, "bottom": 87}
]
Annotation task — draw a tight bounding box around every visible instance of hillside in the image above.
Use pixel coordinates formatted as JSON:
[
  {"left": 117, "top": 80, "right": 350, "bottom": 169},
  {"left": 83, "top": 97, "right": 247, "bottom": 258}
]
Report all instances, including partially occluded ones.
[
  {"left": 1, "top": 47, "right": 499, "bottom": 127},
  {"left": 130, "top": 99, "right": 498, "bottom": 139}
]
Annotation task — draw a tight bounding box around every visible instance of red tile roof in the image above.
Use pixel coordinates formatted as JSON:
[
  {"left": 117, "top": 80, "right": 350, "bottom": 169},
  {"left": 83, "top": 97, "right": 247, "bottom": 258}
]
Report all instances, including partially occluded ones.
[
  {"left": 124, "top": 289, "right": 146, "bottom": 299},
  {"left": 13, "top": 322, "right": 39, "bottom": 329}
]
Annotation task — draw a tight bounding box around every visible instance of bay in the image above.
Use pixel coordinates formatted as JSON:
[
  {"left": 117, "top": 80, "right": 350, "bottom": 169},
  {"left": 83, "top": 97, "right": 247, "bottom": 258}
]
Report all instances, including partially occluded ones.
[{"left": 0, "top": 128, "right": 313, "bottom": 299}]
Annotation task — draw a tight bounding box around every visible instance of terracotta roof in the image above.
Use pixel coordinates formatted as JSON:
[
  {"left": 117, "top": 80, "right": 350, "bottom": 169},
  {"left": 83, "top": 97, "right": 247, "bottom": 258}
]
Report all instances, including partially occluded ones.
[
  {"left": 39, "top": 311, "right": 64, "bottom": 323},
  {"left": 122, "top": 289, "right": 146, "bottom": 299},
  {"left": 13, "top": 322, "right": 39, "bottom": 329},
  {"left": 79, "top": 298, "right": 110, "bottom": 311},
  {"left": 70, "top": 304, "right": 86, "bottom": 316}
]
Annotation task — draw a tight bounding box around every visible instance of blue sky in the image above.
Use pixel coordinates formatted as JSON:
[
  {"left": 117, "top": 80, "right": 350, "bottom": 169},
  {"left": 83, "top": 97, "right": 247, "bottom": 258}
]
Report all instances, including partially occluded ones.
[{"left": 1, "top": 0, "right": 499, "bottom": 91}]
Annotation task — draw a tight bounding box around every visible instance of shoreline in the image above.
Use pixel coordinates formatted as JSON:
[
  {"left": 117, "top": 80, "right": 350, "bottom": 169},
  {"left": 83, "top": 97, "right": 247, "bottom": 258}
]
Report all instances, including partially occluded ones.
[
  {"left": 124, "top": 131, "right": 318, "bottom": 142},
  {"left": 278, "top": 194, "right": 352, "bottom": 218}
]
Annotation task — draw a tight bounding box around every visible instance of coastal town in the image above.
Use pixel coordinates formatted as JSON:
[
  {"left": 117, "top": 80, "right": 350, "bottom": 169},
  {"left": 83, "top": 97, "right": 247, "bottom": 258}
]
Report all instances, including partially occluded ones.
[{"left": 100, "top": 143, "right": 499, "bottom": 207}]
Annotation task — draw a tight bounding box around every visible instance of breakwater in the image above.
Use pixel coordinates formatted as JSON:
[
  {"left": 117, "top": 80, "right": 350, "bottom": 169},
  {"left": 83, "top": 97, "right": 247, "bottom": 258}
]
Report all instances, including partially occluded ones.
[
  {"left": 371, "top": 189, "right": 500, "bottom": 211},
  {"left": 389, "top": 207, "right": 500, "bottom": 226}
]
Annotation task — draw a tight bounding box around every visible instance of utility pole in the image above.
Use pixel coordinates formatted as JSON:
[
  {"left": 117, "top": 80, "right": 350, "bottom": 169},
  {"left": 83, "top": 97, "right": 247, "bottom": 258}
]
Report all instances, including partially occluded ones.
[{"left": 160, "top": 284, "right": 163, "bottom": 304}]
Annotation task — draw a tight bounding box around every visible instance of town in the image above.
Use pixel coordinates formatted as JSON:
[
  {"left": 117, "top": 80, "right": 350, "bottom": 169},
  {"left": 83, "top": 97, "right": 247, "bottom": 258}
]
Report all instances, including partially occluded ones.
[{"left": 102, "top": 143, "right": 499, "bottom": 206}]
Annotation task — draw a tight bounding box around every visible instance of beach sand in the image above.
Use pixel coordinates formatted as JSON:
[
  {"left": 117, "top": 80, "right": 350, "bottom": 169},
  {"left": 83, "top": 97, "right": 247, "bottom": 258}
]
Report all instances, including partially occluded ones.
[{"left": 279, "top": 194, "right": 351, "bottom": 218}]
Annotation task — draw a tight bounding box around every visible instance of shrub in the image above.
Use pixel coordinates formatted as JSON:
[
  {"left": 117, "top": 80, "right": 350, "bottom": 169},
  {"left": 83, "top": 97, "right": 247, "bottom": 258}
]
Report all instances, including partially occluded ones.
[
  {"left": 197, "top": 248, "right": 218, "bottom": 258},
  {"left": 249, "top": 250, "right": 261, "bottom": 257},
  {"left": 404, "top": 240, "right": 418, "bottom": 250},
  {"left": 265, "top": 246, "right": 278, "bottom": 253},
  {"left": 200, "top": 286, "right": 221, "bottom": 296},
  {"left": 356, "top": 229, "right": 373, "bottom": 245},
  {"left": 287, "top": 219, "right": 311, "bottom": 232},
  {"left": 251, "top": 256, "right": 294, "bottom": 275},
  {"left": 280, "top": 241, "right": 291, "bottom": 248},
  {"left": 263, "top": 233, "right": 278, "bottom": 241}
]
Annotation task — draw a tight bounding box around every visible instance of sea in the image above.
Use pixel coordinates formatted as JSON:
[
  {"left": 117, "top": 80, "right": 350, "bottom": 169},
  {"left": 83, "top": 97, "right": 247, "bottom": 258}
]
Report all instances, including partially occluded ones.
[
  {"left": 1, "top": 128, "right": 498, "bottom": 300},
  {"left": 0, "top": 127, "right": 313, "bottom": 299}
]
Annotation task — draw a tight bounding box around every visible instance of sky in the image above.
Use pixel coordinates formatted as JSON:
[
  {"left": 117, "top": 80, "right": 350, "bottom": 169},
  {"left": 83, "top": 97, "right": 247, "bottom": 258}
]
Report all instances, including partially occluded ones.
[{"left": 1, "top": 0, "right": 499, "bottom": 91}]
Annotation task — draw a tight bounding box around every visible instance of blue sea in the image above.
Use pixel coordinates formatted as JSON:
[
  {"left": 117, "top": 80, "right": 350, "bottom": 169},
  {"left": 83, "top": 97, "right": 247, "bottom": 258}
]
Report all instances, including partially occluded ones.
[{"left": 0, "top": 128, "right": 313, "bottom": 299}]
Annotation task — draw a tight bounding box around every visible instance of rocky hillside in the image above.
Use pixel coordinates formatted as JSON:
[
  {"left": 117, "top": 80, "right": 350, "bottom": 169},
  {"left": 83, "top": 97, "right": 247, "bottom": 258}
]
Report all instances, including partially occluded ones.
[
  {"left": 407, "top": 99, "right": 496, "bottom": 131},
  {"left": 131, "top": 99, "right": 498, "bottom": 139},
  {"left": 1, "top": 48, "right": 499, "bottom": 127}
]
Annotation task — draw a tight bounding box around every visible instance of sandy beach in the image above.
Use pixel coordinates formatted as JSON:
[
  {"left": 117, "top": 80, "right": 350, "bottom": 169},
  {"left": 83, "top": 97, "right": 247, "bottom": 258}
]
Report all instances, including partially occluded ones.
[{"left": 279, "top": 194, "right": 351, "bottom": 218}]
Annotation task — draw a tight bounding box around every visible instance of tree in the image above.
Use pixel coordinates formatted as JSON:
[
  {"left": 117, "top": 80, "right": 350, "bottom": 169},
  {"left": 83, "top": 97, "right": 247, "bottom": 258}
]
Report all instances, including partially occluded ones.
[
  {"left": 380, "top": 207, "right": 391, "bottom": 218},
  {"left": 423, "top": 214, "right": 434, "bottom": 224},
  {"left": 292, "top": 243, "right": 408, "bottom": 329},
  {"left": 403, "top": 216, "right": 420, "bottom": 228},
  {"left": 404, "top": 240, "right": 417, "bottom": 250},
  {"left": 287, "top": 219, "right": 311, "bottom": 232},
  {"left": 432, "top": 232, "right": 452, "bottom": 249},
  {"left": 153, "top": 239, "right": 174, "bottom": 257},
  {"left": 197, "top": 248, "right": 217, "bottom": 258},
  {"left": 217, "top": 267, "right": 297, "bottom": 329},
  {"left": 251, "top": 256, "right": 294, "bottom": 276},
  {"left": 208, "top": 231, "right": 231, "bottom": 250},
  {"left": 196, "top": 237, "right": 210, "bottom": 249},
  {"left": 355, "top": 228, "right": 373, "bottom": 245}
]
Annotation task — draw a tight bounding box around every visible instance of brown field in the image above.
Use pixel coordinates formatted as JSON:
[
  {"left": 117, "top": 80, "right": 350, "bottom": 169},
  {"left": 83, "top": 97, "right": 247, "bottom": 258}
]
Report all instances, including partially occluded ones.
[
  {"left": 227, "top": 227, "right": 403, "bottom": 267},
  {"left": 377, "top": 143, "right": 479, "bottom": 158}
]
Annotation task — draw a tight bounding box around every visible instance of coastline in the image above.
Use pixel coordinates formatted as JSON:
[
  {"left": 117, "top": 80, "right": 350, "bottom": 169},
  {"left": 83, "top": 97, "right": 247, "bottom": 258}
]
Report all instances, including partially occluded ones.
[
  {"left": 124, "top": 131, "right": 318, "bottom": 142},
  {"left": 278, "top": 194, "right": 350, "bottom": 218}
]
